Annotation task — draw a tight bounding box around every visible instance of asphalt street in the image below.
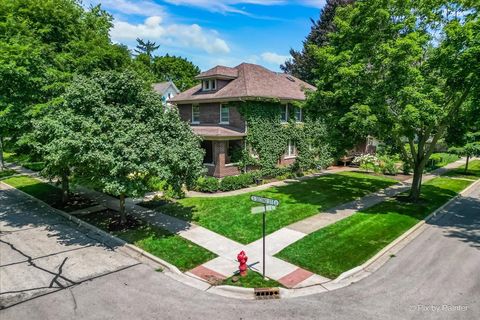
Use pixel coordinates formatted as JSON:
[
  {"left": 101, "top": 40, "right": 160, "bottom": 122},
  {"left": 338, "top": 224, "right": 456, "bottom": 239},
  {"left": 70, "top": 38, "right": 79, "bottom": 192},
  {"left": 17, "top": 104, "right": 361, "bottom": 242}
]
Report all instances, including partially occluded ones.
[{"left": 1, "top": 182, "right": 479, "bottom": 320}]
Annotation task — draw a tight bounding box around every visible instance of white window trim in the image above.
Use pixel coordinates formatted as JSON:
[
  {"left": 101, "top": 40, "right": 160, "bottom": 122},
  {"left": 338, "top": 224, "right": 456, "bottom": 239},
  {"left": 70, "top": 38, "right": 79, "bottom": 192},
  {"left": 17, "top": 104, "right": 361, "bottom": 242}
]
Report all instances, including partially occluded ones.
[
  {"left": 280, "top": 104, "right": 288, "bottom": 123},
  {"left": 191, "top": 105, "right": 200, "bottom": 124},
  {"left": 202, "top": 79, "right": 217, "bottom": 91},
  {"left": 219, "top": 104, "right": 229, "bottom": 124}
]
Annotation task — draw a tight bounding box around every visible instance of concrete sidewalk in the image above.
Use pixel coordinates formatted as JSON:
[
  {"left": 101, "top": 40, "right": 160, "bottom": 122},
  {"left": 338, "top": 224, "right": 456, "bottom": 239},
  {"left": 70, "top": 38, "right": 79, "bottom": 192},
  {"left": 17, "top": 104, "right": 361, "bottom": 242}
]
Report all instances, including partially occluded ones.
[{"left": 4, "top": 158, "right": 470, "bottom": 289}]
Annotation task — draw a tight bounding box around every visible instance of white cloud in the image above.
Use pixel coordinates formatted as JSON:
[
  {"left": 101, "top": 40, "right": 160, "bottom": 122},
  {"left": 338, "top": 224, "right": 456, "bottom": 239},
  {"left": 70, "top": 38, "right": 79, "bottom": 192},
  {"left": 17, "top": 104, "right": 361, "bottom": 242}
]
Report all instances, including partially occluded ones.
[
  {"left": 261, "top": 52, "right": 289, "bottom": 65},
  {"left": 87, "top": 0, "right": 166, "bottom": 17},
  {"left": 163, "top": 1, "right": 326, "bottom": 14},
  {"left": 111, "top": 16, "right": 230, "bottom": 54},
  {"left": 163, "top": 0, "right": 285, "bottom": 15}
]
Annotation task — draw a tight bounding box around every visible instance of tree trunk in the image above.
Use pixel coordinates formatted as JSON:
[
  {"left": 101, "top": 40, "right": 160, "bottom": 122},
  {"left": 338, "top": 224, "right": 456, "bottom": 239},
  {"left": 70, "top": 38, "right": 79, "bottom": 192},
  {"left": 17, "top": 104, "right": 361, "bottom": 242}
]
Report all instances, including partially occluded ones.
[
  {"left": 61, "top": 169, "right": 70, "bottom": 204},
  {"left": 0, "top": 136, "right": 4, "bottom": 170},
  {"left": 409, "top": 162, "right": 424, "bottom": 202},
  {"left": 465, "top": 155, "right": 470, "bottom": 174},
  {"left": 119, "top": 193, "right": 127, "bottom": 225}
]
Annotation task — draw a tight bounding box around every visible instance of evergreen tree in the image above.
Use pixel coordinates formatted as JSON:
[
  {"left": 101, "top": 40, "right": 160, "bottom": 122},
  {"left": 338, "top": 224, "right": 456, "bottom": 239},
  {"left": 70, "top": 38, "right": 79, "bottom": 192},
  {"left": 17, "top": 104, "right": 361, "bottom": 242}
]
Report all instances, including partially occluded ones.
[
  {"left": 281, "top": 0, "right": 355, "bottom": 83},
  {"left": 134, "top": 38, "right": 160, "bottom": 58}
]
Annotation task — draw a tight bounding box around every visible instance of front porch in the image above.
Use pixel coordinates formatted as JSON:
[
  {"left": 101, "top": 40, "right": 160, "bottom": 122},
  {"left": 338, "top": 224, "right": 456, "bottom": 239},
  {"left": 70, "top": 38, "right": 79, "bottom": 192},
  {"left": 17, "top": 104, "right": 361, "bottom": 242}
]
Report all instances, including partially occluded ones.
[{"left": 192, "top": 126, "right": 246, "bottom": 178}]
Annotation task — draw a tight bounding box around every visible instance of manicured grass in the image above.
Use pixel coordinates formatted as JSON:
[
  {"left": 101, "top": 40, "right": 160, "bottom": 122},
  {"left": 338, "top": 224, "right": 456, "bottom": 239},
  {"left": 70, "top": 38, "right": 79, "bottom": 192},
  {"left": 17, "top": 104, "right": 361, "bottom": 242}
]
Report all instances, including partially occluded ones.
[
  {"left": 443, "top": 160, "right": 480, "bottom": 179},
  {"left": 3, "top": 175, "right": 63, "bottom": 206},
  {"left": 80, "top": 211, "right": 216, "bottom": 271},
  {"left": 425, "top": 153, "right": 460, "bottom": 172},
  {"left": 148, "top": 172, "right": 398, "bottom": 244},
  {"left": 3, "top": 175, "right": 96, "bottom": 212},
  {"left": 276, "top": 174, "right": 476, "bottom": 279},
  {"left": 0, "top": 169, "right": 17, "bottom": 179},
  {"left": 222, "top": 271, "right": 283, "bottom": 288},
  {"left": 3, "top": 151, "right": 45, "bottom": 171}
]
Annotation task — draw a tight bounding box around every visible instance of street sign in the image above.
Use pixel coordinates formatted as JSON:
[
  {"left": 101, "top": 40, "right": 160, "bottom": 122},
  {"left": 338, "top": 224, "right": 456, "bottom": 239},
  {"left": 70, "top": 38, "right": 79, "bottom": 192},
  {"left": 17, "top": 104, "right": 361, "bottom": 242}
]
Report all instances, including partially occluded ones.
[
  {"left": 251, "top": 205, "right": 276, "bottom": 214},
  {"left": 250, "top": 195, "right": 280, "bottom": 207},
  {"left": 250, "top": 195, "right": 280, "bottom": 279}
]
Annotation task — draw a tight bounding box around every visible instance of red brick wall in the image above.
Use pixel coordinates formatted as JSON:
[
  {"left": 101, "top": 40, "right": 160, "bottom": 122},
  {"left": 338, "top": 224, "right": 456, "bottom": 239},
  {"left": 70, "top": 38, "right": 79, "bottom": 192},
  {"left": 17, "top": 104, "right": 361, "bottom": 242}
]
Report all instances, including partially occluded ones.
[
  {"left": 176, "top": 103, "right": 245, "bottom": 131},
  {"left": 279, "top": 155, "right": 296, "bottom": 166},
  {"left": 211, "top": 140, "right": 240, "bottom": 178}
]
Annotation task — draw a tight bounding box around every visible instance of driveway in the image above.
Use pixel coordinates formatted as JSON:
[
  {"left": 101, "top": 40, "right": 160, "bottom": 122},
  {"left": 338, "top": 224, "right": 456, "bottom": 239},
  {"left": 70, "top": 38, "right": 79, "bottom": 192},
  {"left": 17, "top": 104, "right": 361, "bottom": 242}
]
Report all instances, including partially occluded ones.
[
  {"left": 0, "top": 184, "right": 139, "bottom": 309},
  {"left": 1, "top": 181, "right": 479, "bottom": 319}
]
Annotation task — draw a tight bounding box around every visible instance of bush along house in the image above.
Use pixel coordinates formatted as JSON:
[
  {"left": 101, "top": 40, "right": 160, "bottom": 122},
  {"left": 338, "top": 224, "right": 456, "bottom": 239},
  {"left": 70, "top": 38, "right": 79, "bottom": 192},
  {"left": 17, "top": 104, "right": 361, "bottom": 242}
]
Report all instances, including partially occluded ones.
[{"left": 170, "top": 63, "right": 334, "bottom": 178}]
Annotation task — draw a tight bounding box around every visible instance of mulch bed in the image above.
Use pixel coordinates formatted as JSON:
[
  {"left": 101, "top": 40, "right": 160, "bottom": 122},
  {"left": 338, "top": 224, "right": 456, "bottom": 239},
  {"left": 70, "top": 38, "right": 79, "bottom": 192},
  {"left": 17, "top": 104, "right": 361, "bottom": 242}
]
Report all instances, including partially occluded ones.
[{"left": 53, "top": 193, "right": 98, "bottom": 213}]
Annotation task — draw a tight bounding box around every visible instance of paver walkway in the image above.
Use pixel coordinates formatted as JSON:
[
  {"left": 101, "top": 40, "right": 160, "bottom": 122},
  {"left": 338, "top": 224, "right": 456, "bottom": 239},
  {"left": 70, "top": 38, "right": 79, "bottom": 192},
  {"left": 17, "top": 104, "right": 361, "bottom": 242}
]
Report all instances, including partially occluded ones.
[{"left": 4, "top": 158, "right": 469, "bottom": 289}]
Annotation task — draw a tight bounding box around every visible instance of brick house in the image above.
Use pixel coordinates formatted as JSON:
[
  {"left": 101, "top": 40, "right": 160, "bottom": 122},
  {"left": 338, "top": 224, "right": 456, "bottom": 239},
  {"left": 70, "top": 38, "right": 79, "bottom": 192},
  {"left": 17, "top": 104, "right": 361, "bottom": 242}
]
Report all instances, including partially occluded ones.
[{"left": 170, "top": 63, "right": 316, "bottom": 178}]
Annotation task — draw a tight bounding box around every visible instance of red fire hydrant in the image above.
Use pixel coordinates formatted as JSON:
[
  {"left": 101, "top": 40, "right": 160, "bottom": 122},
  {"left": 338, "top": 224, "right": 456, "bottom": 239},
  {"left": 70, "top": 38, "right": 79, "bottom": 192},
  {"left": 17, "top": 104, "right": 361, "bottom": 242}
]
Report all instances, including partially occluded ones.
[{"left": 237, "top": 250, "right": 248, "bottom": 277}]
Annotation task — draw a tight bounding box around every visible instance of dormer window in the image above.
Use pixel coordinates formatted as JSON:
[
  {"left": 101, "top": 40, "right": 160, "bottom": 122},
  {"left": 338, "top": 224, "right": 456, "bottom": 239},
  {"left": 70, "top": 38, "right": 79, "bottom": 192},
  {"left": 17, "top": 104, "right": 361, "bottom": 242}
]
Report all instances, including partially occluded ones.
[{"left": 202, "top": 79, "right": 217, "bottom": 91}]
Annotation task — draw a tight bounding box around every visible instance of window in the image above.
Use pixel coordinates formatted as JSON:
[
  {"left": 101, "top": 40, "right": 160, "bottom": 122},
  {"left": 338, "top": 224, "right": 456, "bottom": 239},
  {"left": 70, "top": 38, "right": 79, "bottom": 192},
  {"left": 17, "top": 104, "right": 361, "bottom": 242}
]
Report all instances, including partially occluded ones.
[
  {"left": 220, "top": 104, "right": 229, "bottom": 124},
  {"left": 192, "top": 105, "right": 200, "bottom": 123},
  {"left": 286, "top": 140, "right": 296, "bottom": 157},
  {"left": 294, "top": 107, "right": 302, "bottom": 122},
  {"left": 280, "top": 104, "right": 288, "bottom": 122},
  {"left": 202, "top": 79, "right": 217, "bottom": 91}
]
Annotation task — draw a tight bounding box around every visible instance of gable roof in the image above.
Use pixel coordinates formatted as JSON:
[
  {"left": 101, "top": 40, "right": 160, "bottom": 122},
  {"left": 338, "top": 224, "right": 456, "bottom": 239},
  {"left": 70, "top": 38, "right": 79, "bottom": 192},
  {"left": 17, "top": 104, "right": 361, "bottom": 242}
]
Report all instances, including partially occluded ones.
[
  {"left": 152, "top": 81, "right": 180, "bottom": 95},
  {"left": 171, "top": 63, "right": 315, "bottom": 104}
]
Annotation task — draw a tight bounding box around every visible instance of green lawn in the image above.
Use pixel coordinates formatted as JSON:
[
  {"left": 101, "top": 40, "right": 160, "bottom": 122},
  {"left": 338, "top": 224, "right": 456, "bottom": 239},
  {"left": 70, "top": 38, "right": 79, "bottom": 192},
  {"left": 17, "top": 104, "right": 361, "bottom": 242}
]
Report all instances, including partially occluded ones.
[
  {"left": 221, "top": 271, "right": 283, "bottom": 288},
  {"left": 276, "top": 167, "right": 478, "bottom": 279},
  {"left": 442, "top": 159, "right": 480, "bottom": 179},
  {"left": 425, "top": 152, "right": 460, "bottom": 172},
  {"left": 3, "top": 151, "right": 45, "bottom": 171},
  {"left": 80, "top": 210, "right": 217, "bottom": 272},
  {"left": 3, "top": 175, "right": 63, "bottom": 206},
  {"left": 145, "top": 171, "right": 397, "bottom": 244}
]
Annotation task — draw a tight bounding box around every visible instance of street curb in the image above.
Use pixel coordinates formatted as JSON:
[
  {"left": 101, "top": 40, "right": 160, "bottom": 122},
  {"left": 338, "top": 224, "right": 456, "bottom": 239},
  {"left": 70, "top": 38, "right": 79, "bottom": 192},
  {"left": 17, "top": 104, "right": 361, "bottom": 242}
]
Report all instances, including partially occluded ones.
[{"left": 2, "top": 160, "right": 478, "bottom": 300}]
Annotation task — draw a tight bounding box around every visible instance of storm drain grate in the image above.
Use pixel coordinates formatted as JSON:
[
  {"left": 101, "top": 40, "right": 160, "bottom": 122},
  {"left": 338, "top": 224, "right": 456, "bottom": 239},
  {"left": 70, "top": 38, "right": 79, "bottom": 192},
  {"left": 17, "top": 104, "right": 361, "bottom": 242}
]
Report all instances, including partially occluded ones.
[{"left": 254, "top": 287, "right": 280, "bottom": 300}]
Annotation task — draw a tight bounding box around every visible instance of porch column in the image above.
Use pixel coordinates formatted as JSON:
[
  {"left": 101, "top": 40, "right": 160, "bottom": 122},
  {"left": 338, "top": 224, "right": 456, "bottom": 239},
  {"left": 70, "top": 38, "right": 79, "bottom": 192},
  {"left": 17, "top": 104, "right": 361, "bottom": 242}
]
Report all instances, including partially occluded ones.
[{"left": 213, "top": 140, "right": 227, "bottom": 178}]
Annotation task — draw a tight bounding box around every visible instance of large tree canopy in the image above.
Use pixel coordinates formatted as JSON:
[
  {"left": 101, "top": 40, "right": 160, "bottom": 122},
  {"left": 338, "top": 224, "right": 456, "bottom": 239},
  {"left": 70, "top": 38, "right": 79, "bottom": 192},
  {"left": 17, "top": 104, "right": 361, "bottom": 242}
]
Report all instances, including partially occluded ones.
[
  {"left": 151, "top": 55, "right": 200, "bottom": 91},
  {"left": 0, "top": 0, "right": 130, "bottom": 155},
  {"left": 306, "top": 0, "right": 480, "bottom": 200},
  {"left": 35, "top": 70, "right": 204, "bottom": 223},
  {"left": 281, "top": 0, "right": 355, "bottom": 83}
]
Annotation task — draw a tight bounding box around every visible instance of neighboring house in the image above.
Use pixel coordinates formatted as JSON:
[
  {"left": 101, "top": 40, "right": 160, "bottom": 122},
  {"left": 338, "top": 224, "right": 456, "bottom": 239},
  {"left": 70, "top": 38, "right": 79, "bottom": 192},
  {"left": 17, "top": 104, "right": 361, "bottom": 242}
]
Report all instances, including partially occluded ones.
[
  {"left": 153, "top": 81, "right": 180, "bottom": 106},
  {"left": 170, "top": 63, "right": 315, "bottom": 178}
]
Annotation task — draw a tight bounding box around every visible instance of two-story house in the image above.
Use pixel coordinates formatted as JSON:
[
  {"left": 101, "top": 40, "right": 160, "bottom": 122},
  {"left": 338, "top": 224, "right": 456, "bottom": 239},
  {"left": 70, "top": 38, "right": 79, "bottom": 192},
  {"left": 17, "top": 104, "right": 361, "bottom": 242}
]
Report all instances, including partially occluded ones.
[{"left": 170, "top": 63, "right": 315, "bottom": 177}]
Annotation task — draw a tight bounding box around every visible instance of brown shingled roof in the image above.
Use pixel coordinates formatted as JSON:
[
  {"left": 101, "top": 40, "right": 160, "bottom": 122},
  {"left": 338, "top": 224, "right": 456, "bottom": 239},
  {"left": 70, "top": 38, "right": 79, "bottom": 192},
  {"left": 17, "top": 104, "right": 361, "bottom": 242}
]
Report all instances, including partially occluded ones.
[
  {"left": 196, "top": 66, "right": 238, "bottom": 80},
  {"left": 191, "top": 125, "right": 246, "bottom": 138},
  {"left": 172, "top": 63, "right": 315, "bottom": 104}
]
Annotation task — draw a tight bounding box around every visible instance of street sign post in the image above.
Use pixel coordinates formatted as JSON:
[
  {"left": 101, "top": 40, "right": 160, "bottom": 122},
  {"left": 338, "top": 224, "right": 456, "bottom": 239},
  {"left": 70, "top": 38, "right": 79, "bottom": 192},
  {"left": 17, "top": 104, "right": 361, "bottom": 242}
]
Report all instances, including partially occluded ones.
[{"left": 250, "top": 195, "right": 280, "bottom": 279}]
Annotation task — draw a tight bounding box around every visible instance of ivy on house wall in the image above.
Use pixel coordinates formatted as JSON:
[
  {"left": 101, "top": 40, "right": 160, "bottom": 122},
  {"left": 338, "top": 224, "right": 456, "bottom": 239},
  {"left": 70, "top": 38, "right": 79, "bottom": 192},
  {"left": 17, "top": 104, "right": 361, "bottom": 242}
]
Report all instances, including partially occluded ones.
[{"left": 229, "top": 100, "right": 333, "bottom": 176}]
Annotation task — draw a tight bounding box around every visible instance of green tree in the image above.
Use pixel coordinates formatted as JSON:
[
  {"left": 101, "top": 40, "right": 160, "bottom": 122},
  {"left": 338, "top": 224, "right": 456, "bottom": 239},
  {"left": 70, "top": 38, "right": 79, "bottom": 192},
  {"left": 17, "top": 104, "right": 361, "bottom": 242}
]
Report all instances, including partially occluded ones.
[
  {"left": 65, "top": 71, "right": 203, "bottom": 224},
  {"left": 151, "top": 55, "right": 200, "bottom": 91},
  {"left": 134, "top": 38, "right": 160, "bottom": 58},
  {"left": 281, "top": 0, "right": 355, "bottom": 83},
  {"left": 306, "top": 0, "right": 480, "bottom": 201},
  {"left": 0, "top": 0, "right": 130, "bottom": 157}
]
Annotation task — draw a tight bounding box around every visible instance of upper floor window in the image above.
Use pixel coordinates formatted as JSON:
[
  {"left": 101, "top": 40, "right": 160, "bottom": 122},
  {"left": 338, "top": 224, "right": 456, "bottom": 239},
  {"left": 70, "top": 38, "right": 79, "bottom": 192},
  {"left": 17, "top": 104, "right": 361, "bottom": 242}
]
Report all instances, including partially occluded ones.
[
  {"left": 192, "top": 105, "right": 200, "bottom": 123},
  {"left": 280, "top": 104, "right": 288, "bottom": 123},
  {"left": 220, "top": 104, "right": 229, "bottom": 124},
  {"left": 202, "top": 79, "right": 217, "bottom": 91}
]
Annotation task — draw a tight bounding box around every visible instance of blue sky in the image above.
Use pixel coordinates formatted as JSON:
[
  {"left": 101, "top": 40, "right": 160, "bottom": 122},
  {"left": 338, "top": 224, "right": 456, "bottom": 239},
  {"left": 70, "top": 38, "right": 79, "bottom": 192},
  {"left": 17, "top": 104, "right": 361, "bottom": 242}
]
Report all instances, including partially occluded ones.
[{"left": 84, "top": 0, "right": 324, "bottom": 71}]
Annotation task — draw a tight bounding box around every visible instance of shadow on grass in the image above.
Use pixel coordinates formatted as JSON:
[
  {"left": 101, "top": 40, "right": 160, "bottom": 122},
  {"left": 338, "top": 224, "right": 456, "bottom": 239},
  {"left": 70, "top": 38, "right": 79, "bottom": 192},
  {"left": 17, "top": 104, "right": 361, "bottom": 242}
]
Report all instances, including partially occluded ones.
[{"left": 0, "top": 187, "right": 119, "bottom": 249}]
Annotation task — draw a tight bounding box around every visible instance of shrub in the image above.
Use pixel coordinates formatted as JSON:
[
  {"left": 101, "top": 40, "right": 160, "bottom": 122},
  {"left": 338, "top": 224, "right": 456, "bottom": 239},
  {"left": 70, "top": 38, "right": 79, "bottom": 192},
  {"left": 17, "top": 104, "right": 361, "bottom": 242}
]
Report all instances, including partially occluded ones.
[
  {"left": 194, "top": 176, "right": 219, "bottom": 193},
  {"left": 353, "top": 154, "right": 378, "bottom": 172},
  {"left": 219, "top": 173, "right": 254, "bottom": 191},
  {"left": 379, "top": 156, "right": 398, "bottom": 175}
]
